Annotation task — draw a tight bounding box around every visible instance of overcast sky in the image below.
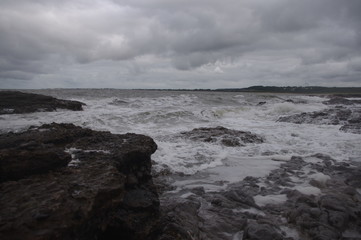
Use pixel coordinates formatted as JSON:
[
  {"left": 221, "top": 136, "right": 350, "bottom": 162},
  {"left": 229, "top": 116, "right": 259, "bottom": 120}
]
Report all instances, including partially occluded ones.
[{"left": 1, "top": 0, "right": 361, "bottom": 89}]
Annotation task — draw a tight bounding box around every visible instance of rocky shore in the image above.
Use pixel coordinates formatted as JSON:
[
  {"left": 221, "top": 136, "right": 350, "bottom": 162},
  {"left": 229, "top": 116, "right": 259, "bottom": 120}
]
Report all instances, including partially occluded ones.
[
  {"left": 1, "top": 92, "right": 361, "bottom": 240},
  {"left": 155, "top": 154, "right": 361, "bottom": 240},
  {"left": 0, "top": 123, "right": 159, "bottom": 240},
  {"left": 0, "top": 91, "right": 85, "bottom": 114},
  {"left": 278, "top": 96, "right": 361, "bottom": 134}
]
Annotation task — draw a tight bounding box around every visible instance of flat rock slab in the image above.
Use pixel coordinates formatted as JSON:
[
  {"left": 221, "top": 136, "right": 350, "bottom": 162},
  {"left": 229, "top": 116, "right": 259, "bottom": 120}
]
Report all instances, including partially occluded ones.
[
  {"left": 0, "top": 123, "right": 159, "bottom": 240},
  {"left": 0, "top": 91, "right": 85, "bottom": 114},
  {"left": 180, "top": 126, "right": 264, "bottom": 147}
]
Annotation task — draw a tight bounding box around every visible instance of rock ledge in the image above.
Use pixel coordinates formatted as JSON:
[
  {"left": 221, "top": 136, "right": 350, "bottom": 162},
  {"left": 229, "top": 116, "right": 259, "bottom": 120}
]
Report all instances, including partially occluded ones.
[
  {"left": 0, "top": 123, "right": 159, "bottom": 240},
  {"left": 0, "top": 91, "right": 85, "bottom": 114}
]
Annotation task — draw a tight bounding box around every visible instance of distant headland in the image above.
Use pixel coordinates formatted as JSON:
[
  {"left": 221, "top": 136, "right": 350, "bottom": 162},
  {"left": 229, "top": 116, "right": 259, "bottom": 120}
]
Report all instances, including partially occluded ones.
[
  {"left": 214, "top": 86, "right": 361, "bottom": 94},
  {"left": 141, "top": 86, "right": 361, "bottom": 95}
]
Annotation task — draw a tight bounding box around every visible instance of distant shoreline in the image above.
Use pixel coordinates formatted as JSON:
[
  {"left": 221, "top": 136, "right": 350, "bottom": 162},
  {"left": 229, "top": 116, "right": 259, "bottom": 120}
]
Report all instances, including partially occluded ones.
[
  {"left": 2, "top": 86, "right": 361, "bottom": 95},
  {"left": 136, "top": 86, "right": 361, "bottom": 95}
]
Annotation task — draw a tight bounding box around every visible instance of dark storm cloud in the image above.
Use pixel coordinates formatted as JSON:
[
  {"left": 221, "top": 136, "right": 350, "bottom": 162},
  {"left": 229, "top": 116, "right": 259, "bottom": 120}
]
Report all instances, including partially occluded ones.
[{"left": 1, "top": 0, "right": 361, "bottom": 88}]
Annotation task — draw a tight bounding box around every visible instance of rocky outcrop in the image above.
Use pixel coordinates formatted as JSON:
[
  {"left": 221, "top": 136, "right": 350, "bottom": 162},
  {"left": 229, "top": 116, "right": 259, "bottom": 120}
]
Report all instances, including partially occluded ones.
[
  {"left": 180, "top": 126, "right": 263, "bottom": 147},
  {"left": 0, "top": 123, "right": 159, "bottom": 240},
  {"left": 277, "top": 96, "right": 361, "bottom": 134},
  {"left": 0, "top": 91, "right": 85, "bottom": 114},
  {"left": 277, "top": 104, "right": 361, "bottom": 134},
  {"left": 323, "top": 97, "right": 361, "bottom": 105},
  {"left": 277, "top": 108, "right": 354, "bottom": 125},
  {"left": 340, "top": 123, "right": 361, "bottom": 134},
  {"left": 154, "top": 154, "right": 361, "bottom": 240}
]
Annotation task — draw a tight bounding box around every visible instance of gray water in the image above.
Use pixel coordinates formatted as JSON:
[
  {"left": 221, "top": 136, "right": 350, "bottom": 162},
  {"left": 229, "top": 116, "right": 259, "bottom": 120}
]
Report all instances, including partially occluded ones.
[{"left": 1, "top": 89, "right": 360, "bottom": 192}]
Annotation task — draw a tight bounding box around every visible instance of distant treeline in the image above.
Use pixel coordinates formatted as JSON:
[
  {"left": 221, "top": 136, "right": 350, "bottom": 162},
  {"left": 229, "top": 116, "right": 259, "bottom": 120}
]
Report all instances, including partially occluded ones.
[{"left": 214, "top": 86, "right": 361, "bottom": 94}]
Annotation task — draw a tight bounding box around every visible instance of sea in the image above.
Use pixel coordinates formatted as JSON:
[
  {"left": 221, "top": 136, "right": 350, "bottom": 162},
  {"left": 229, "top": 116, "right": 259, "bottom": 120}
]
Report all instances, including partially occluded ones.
[{"left": 1, "top": 89, "right": 361, "bottom": 193}]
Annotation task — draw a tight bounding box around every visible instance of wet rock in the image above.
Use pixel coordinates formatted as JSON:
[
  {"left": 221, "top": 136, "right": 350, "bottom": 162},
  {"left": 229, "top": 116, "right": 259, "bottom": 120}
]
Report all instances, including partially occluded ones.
[
  {"left": 243, "top": 221, "right": 283, "bottom": 240},
  {"left": 340, "top": 123, "right": 361, "bottom": 134},
  {"left": 153, "top": 173, "right": 269, "bottom": 240},
  {"left": 277, "top": 105, "right": 361, "bottom": 135},
  {"left": 154, "top": 179, "right": 260, "bottom": 240},
  {"left": 0, "top": 123, "right": 158, "bottom": 240},
  {"left": 181, "top": 126, "right": 263, "bottom": 147},
  {"left": 277, "top": 108, "right": 353, "bottom": 125},
  {"left": 278, "top": 95, "right": 361, "bottom": 135},
  {"left": 157, "top": 197, "right": 201, "bottom": 240},
  {"left": 153, "top": 153, "right": 361, "bottom": 240},
  {"left": 0, "top": 91, "right": 85, "bottom": 114},
  {"left": 0, "top": 148, "right": 71, "bottom": 182},
  {"left": 323, "top": 97, "right": 361, "bottom": 105},
  {"left": 281, "top": 158, "right": 361, "bottom": 240}
]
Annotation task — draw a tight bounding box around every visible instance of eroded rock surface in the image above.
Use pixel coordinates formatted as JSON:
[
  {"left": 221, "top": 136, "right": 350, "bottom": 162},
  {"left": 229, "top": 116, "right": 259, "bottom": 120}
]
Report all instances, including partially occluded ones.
[
  {"left": 0, "top": 91, "right": 85, "bottom": 114},
  {"left": 180, "top": 126, "right": 263, "bottom": 147},
  {"left": 154, "top": 154, "right": 361, "bottom": 240},
  {"left": 0, "top": 123, "right": 159, "bottom": 240}
]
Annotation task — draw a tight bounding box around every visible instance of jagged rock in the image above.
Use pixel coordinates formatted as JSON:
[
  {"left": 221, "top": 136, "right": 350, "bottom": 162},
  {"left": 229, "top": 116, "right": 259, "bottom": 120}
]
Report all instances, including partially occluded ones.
[
  {"left": 0, "top": 91, "right": 85, "bottom": 114},
  {"left": 153, "top": 153, "right": 361, "bottom": 240},
  {"left": 323, "top": 97, "right": 361, "bottom": 105},
  {"left": 157, "top": 197, "right": 201, "bottom": 240},
  {"left": 243, "top": 221, "right": 283, "bottom": 240},
  {"left": 277, "top": 108, "right": 353, "bottom": 125},
  {"left": 279, "top": 156, "right": 361, "bottom": 240},
  {"left": 156, "top": 190, "right": 249, "bottom": 240},
  {"left": 180, "top": 126, "right": 263, "bottom": 147},
  {"left": 0, "top": 123, "right": 158, "bottom": 240},
  {"left": 154, "top": 176, "right": 261, "bottom": 240},
  {"left": 340, "top": 123, "right": 361, "bottom": 134},
  {"left": 278, "top": 106, "right": 361, "bottom": 135},
  {"left": 278, "top": 96, "right": 361, "bottom": 135}
]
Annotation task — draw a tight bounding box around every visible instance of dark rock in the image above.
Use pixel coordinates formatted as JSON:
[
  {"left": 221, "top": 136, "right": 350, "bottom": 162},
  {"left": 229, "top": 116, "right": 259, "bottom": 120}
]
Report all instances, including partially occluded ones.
[
  {"left": 243, "top": 221, "right": 283, "bottom": 240},
  {"left": 0, "top": 123, "right": 158, "bottom": 240},
  {"left": 181, "top": 126, "right": 263, "bottom": 147},
  {"left": 340, "top": 123, "right": 361, "bottom": 134},
  {"left": 0, "top": 148, "right": 71, "bottom": 182},
  {"left": 0, "top": 91, "right": 85, "bottom": 114},
  {"left": 282, "top": 158, "right": 361, "bottom": 240},
  {"left": 277, "top": 108, "right": 353, "bottom": 125},
  {"left": 323, "top": 97, "right": 361, "bottom": 105},
  {"left": 152, "top": 153, "right": 361, "bottom": 240},
  {"left": 157, "top": 197, "right": 201, "bottom": 240},
  {"left": 278, "top": 96, "right": 361, "bottom": 135},
  {"left": 154, "top": 183, "right": 258, "bottom": 240}
]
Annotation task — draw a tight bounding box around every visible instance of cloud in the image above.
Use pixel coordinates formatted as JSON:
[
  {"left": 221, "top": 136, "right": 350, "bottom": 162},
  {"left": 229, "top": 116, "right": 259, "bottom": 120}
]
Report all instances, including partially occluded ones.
[{"left": 0, "top": 0, "right": 361, "bottom": 88}]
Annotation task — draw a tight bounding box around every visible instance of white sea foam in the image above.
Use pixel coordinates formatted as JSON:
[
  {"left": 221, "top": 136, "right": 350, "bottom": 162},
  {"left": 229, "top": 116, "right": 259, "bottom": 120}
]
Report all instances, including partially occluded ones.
[
  {"left": 233, "top": 207, "right": 266, "bottom": 216},
  {"left": 293, "top": 186, "right": 321, "bottom": 195},
  {"left": 253, "top": 194, "right": 288, "bottom": 207},
  {"left": 280, "top": 226, "right": 301, "bottom": 240},
  {"left": 308, "top": 172, "right": 330, "bottom": 184},
  {"left": 1, "top": 90, "right": 361, "bottom": 192},
  {"left": 65, "top": 148, "right": 111, "bottom": 167}
]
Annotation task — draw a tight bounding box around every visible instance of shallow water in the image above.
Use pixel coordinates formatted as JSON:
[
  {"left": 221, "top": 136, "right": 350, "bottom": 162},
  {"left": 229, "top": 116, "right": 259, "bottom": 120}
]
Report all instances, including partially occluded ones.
[{"left": 1, "top": 89, "right": 361, "bottom": 191}]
